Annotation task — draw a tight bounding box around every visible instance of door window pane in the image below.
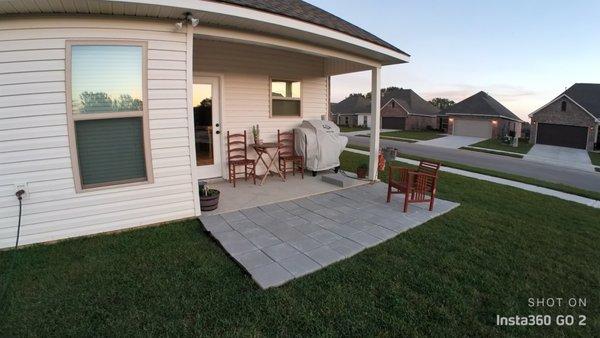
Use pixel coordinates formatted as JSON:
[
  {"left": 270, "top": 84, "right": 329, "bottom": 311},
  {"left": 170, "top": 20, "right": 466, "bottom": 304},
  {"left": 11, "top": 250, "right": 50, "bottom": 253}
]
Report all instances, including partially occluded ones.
[
  {"left": 71, "top": 45, "right": 143, "bottom": 114},
  {"left": 75, "top": 118, "right": 147, "bottom": 187},
  {"left": 193, "top": 84, "right": 214, "bottom": 166}
]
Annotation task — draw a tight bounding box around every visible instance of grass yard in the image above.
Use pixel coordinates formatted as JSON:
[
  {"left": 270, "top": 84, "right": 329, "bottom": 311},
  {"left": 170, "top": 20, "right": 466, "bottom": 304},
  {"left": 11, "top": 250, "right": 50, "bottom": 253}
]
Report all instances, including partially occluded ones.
[
  {"left": 339, "top": 126, "right": 369, "bottom": 132},
  {"left": 468, "top": 138, "right": 533, "bottom": 155},
  {"left": 346, "top": 144, "right": 600, "bottom": 201},
  {"left": 1, "top": 151, "right": 599, "bottom": 336},
  {"left": 380, "top": 130, "right": 444, "bottom": 140},
  {"left": 589, "top": 151, "right": 600, "bottom": 166}
]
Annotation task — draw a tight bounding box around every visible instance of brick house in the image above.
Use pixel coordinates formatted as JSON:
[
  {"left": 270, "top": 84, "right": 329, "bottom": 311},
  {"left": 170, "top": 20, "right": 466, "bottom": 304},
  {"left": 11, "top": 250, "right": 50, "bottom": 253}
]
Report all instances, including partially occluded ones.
[
  {"left": 441, "top": 91, "right": 523, "bottom": 139},
  {"left": 332, "top": 88, "right": 440, "bottom": 130},
  {"left": 529, "top": 83, "right": 600, "bottom": 150}
]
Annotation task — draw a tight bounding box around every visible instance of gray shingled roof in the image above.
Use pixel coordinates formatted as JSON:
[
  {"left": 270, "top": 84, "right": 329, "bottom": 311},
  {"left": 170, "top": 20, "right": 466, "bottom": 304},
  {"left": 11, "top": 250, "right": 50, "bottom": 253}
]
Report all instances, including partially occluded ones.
[
  {"left": 564, "top": 83, "right": 600, "bottom": 119},
  {"left": 333, "top": 89, "right": 439, "bottom": 117},
  {"left": 216, "top": 0, "right": 409, "bottom": 56},
  {"left": 331, "top": 94, "right": 370, "bottom": 115},
  {"left": 381, "top": 88, "right": 440, "bottom": 117},
  {"left": 440, "top": 91, "right": 522, "bottom": 121}
]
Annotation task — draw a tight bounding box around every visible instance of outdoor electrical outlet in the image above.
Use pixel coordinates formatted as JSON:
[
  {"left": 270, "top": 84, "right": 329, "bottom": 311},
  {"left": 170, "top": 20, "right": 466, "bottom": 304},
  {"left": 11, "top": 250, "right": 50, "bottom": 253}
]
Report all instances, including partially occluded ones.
[{"left": 14, "top": 183, "right": 28, "bottom": 198}]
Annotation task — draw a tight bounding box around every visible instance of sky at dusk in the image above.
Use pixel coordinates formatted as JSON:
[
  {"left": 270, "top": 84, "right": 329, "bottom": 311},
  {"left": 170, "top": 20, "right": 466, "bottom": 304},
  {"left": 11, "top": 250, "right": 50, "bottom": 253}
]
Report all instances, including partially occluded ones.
[{"left": 308, "top": 0, "right": 600, "bottom": 120}]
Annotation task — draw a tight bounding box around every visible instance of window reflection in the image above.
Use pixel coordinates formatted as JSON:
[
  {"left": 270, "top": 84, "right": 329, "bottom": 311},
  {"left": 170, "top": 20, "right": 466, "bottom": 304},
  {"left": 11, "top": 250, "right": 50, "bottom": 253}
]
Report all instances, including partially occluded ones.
[{"left": 71, "top": 45, "right": 143, "bottom": 113}]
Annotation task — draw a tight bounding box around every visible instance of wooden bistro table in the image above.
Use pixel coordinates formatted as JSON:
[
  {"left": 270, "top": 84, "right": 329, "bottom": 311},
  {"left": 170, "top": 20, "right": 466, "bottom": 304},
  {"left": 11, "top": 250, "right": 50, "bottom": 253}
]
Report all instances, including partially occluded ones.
[{"left": 252, "top": 142, "right": 286, "bottom": 185}]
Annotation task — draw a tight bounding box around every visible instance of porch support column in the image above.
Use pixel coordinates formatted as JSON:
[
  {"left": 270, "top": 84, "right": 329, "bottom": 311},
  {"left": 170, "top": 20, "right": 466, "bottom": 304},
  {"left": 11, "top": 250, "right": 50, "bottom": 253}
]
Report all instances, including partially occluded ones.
[{"left": 368, "top": 66, "right": 382, "bottom": 181}]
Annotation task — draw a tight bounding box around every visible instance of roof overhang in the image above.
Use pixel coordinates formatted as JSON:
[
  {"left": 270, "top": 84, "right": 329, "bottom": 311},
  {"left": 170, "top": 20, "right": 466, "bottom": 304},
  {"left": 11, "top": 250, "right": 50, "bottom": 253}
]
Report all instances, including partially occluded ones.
[
  {"left": 0, "top": 0, "right": 409, "bottom": 66},
  {"left": 528, "top": 93, "right": 600, "bottom": 122}
]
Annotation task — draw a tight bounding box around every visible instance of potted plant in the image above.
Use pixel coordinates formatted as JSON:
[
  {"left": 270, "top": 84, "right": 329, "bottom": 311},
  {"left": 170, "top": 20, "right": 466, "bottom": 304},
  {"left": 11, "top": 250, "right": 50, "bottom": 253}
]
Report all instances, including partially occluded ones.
[
  {"left": 199, "top": 182, "right": 220, "bottom": 211},
  {"left": 251, "top": 124, "right": 262, "bottom": 145},
  {"left": 356, "top": 162, "right": 368, "bottom": 179}
]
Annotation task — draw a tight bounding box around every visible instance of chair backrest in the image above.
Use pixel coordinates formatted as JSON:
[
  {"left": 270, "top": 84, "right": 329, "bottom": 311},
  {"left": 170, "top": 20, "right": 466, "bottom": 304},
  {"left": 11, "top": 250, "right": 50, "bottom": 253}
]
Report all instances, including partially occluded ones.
[
  {"left": 277, "top": 130, "right": 295, "bottom": 157},
  {"left": 227, "top": 130, "right": 248, "bottom": 162},
  {"left": 417, "top": 160, "right": 441, "bottom": 176}
]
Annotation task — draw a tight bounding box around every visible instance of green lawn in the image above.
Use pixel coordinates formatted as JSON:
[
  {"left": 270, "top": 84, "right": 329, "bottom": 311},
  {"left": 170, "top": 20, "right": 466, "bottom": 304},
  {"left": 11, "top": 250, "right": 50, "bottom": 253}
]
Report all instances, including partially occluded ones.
[
  {"left": 380, "top": 130, "right": 444, "bottom": 140},
  {"left": 346, "top": 144, "right": 600, "bottom": 201},
  {"left": 589, "top": 151, "right": 600, "bottom": 166},
  {"left": 339, "top": 126, "right": 369, "bottom": 132},
  {"left": 1, "top": 151, "right": 599, "bottom": 336},
  {"left": 468, "top": 138, "right": 533, "bottom": 155}
]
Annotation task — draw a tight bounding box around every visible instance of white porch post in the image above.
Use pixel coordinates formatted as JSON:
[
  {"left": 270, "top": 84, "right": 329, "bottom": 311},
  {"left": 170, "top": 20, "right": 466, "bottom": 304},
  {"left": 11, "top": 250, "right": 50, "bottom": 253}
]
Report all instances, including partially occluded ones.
[{"left": 368, "top": 66, "right": 381, "bottom": 181}]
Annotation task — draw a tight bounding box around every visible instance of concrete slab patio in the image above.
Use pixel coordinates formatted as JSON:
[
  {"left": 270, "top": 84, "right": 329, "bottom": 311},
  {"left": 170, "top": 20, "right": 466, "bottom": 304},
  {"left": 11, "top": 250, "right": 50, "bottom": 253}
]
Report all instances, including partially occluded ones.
[
  {"left": 524, "top": 144, "right": 595, "bottom": 172},
  {"left": 418, "top": 135, "right": 484, "bottom": 149},
  {"left": 199, "top": 183, "right": 460, "bottom": 289}
]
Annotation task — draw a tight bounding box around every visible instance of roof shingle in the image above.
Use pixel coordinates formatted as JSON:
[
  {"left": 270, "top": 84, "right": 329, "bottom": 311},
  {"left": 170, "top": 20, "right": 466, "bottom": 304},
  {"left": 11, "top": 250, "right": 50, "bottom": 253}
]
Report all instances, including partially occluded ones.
[
  {"left": 564, "top": 83, "right": 600, "bottom": 119},
  {"left": 440, "top": 91, "right": 522, "bottom": 121},
  {"left": 215, "top": 0, "right": 408, "bottom": 56}
]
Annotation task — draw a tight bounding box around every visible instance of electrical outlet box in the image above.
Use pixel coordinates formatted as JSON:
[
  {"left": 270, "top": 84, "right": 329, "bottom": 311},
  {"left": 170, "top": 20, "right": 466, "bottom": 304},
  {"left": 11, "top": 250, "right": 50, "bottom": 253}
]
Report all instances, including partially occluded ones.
[{"left": 14, "top": 182, "right": 28, "bottom": 199}]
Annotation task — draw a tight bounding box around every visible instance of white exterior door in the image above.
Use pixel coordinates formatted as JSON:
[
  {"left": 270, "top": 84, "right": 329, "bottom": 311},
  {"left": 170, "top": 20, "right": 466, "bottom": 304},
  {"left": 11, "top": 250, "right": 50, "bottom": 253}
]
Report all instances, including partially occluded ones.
[
  {"left": 193, "top": 76, "right": 222, "bottom": 178},
  {"left": 453, "top": 119, "right": 492, "bottom": 138}
]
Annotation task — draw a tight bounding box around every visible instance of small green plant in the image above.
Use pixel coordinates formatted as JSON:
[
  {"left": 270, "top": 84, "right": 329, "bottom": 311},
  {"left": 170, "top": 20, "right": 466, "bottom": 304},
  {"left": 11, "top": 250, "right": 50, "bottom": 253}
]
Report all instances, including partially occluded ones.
[
  {"left": 200, "top": 184, "right": 219, "bottom": 197},
  {"left": 251, "top": 124, "right": 260, "bottom": 139},
  {"left": 357, "top": 162, "right": 369, "bottom": 170}
]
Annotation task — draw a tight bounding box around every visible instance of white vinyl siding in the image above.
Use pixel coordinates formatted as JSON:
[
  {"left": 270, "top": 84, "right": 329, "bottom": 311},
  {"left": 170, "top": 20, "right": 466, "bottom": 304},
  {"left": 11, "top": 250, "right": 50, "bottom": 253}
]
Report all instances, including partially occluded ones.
[
  {"left": 0, "top": 17, "right": 195, "bottom": 249},
  {"left": 193, "top": 40, "right": 328, "bottom": 176}
]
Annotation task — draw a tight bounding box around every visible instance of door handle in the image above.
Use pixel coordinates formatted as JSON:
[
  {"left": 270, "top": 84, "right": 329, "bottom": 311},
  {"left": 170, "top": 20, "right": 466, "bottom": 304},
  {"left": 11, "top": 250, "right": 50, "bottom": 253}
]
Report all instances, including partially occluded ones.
[
  {"left": 216, "top": 130, "right": 221, "bottom": 134},
  {"left": 215, "top": 123, "right": 220, "bottom": 127}
]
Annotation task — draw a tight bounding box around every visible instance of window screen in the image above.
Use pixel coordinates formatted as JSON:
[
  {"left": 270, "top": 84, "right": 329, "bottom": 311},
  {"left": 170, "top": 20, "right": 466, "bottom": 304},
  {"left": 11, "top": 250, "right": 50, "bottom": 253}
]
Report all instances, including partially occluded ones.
[{"left": 75, "top": 118, "right": 147, "bottom": 187}]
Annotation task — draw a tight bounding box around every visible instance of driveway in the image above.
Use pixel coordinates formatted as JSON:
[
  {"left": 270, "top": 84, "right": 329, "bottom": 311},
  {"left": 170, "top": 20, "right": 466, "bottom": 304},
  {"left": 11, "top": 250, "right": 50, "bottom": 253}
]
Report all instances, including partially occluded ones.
[
  {"left": 347, "top": 135, "right": 600, "bottom": 193},
  {"left": 418, "top": 135, "right": 484, "bottom": 149},
  {"left": 524, "top": 144, "right": 595, "bottom": 172}
]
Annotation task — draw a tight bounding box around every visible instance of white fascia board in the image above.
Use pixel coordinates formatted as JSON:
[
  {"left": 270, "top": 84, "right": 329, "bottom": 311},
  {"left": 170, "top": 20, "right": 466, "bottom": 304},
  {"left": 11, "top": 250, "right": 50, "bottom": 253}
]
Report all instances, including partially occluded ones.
[
  {"left": 528, "top": 93, "right": 599, "bottom": 122},
  {"left": 114, "top": 0, "right": 410, "bottom": 63}
]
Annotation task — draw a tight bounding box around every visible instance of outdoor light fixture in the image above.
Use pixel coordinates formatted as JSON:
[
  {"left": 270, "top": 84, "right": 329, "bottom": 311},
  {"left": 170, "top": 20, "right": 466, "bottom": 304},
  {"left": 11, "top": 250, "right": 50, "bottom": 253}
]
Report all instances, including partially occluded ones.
[
  {"left": 174, "top": 12, "right": 199, "bottom": 30},
  {"left": 492, "top": 120, "right": 498, "bottom": 125},
  {"left": 449, "top": 118, "right": 454, "bottom": 122}
]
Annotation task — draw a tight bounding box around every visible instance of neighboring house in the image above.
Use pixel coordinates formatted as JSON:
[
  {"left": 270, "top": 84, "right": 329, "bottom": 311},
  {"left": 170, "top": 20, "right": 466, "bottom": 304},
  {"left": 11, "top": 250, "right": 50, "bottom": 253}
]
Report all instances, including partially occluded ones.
[
  {"left": 331, "top": 94, "right": 371, "bottom": 127},
  {"left": 529, "top": 83, "right": 600, "bottom": 150},
  {"left": 333, "top": 88, "right": 439, "bottom": 130},
  {"left": 379, "top": 88, "right": 440, "bottom": 130},
  {"left": 0, "top": 0, "right": 409, "bottom": 248},
  {"left": 441, "top": 91, "right": 523, "bottom": 139}
]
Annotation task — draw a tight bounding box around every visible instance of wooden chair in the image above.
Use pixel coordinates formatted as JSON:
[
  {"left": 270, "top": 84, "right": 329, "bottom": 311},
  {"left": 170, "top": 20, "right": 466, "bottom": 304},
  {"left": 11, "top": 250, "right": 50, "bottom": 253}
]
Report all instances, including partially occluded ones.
[
  {"left": 386, "top": 160, "right": 441, "bottom": 212},
  {"left": 277, "top": 129, "right": 304, "bottom": 179},
  {"left": 227, "top": 131, "right": 256, "bottom": 187}
]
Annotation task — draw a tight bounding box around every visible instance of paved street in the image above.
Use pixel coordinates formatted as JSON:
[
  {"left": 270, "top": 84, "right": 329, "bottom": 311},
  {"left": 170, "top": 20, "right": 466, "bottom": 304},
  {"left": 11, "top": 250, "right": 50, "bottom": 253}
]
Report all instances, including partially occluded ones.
[{"left": 348, "top": 136, "right": 600, "bottom": 193}]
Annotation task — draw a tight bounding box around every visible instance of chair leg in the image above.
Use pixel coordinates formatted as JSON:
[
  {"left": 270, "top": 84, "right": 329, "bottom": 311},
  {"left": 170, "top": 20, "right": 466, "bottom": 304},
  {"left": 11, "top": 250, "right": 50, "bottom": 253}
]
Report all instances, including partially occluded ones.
[
  {"left": 386, "top": 183, "right": 392, "bottom": 203},
  {"left": 301, "top": 158, "right": 304, "bottom": 179},
  {"left": 292, "top": 160, "right": 296, "bottom": 176},
  {"left": 244, "top": 164, "right": 248, "bottom": 181},
  {"left": 233, "top": 166, "right": 236, "bottom": 188},
  {"left": 429, "top": 194, "right": 435, "bottom": 211},
  {"left": 253, "top": 164, "right": 256, "bottom": 185},
  {"left": 403, "top": 190, "right": 410, "bottom": 212}
]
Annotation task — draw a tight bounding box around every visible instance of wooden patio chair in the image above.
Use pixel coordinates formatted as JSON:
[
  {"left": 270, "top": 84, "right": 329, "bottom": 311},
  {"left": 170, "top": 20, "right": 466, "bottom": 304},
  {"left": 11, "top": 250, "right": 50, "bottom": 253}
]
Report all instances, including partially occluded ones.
[
  {"left": 227, "top": 130, "right": 256, "bottom": 187},
  {"left": 277, "top": 129, "right": 304, "bottom": 179},
  {"left": 386, "top": 160, "right": 441, "bottom": 212}
]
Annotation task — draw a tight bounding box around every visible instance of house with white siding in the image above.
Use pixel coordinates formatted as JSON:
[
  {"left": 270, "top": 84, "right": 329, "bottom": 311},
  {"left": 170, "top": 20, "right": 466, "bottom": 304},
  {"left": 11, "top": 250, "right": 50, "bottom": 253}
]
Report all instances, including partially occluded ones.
[{"left": 0, "top": 0, "right": 409, "bottom": 249}]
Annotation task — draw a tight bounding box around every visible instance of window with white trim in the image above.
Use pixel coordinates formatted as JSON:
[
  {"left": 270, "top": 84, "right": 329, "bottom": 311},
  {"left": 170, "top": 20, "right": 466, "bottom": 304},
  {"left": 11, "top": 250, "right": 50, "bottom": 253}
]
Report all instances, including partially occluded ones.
[
  {"left": 271, "top": 79, "right": 301, "bottom": 117},
  {"left": 67, "top": 41, "right": 152, "bottom": 191}
]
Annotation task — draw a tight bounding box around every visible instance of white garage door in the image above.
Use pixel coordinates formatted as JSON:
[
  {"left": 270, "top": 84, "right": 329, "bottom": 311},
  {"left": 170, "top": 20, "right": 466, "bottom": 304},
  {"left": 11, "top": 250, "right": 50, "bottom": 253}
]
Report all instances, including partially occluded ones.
[{"left": 453, "top": 119, "right": 492, "bottom": 138}]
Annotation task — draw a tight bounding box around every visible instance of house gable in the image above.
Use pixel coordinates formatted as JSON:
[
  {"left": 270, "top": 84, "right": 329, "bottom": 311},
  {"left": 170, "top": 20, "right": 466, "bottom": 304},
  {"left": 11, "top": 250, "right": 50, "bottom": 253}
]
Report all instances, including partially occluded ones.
[
  {"left": 381, "top": 99, "right": 409, "bottom": 117},
  {"left": 530, "top": 95, "right": 597, "bottom": 127}
]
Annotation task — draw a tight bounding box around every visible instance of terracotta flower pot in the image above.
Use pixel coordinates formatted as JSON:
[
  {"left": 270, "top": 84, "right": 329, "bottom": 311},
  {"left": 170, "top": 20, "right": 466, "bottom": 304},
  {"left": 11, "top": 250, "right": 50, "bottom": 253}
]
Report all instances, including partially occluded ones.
[
  {"left": 356, "top": 167, "right": 368, "bottom": 179},
  {"left": 200, "top": 191, "right": 220, "bottom": 211}
]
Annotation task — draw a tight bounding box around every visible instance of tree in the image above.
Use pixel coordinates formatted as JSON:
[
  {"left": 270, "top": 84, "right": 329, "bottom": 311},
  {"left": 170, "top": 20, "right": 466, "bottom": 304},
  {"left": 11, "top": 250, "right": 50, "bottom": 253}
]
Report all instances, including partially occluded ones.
[
  {"left": 429, "top": 98, "right": 455, "bottom": 110},
  {"left": 78, "top": 91, "right": 113, "bottom": 113}
]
